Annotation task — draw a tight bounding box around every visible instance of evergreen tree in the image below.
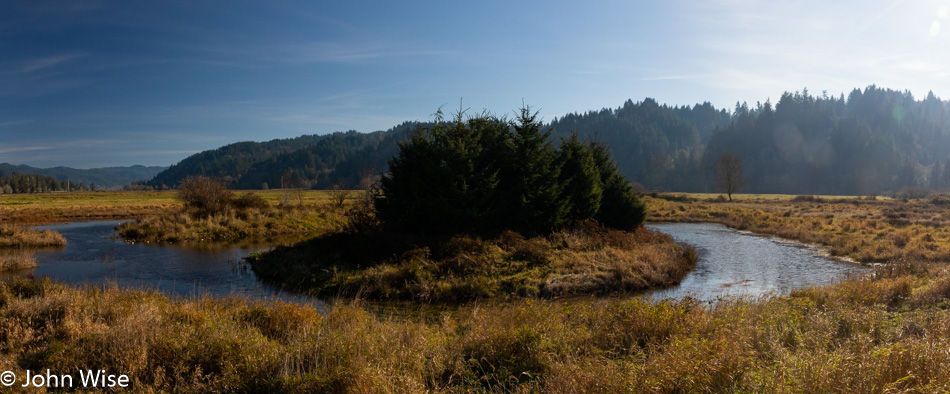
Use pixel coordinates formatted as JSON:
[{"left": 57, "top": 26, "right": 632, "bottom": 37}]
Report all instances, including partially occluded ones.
[
  {"left": 375, "top": 107, "right": 647, "bottom": 237},
  {"left": 374, "top": 112, "right": 509, "bottom": 235},
  {"left": 590, "top": 142, "right": 647, "bottom": 230},
  {"left": 504, "top": 106, "right": 566, "bottom": 233},
  {"left": 557, "top": 134, "right": 602, "bottom": 222}
]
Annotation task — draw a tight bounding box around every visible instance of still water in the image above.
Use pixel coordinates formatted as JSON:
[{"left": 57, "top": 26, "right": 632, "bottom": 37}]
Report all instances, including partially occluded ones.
[
  {"left": 17, "top": 221, "right": 867, "bottom": 305},
  {"left": 27, "top": 221, "right": 320, "bottom": 305},
  {"left": 645, "top": 223, "right": 869, "bottom": 301}
]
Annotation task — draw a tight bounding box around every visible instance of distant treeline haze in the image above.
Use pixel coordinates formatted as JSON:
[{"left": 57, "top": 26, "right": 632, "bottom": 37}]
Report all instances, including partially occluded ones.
[
  {"left": 146, "top": 85, "right": 950, "bottom": 196},
  {"left": 0, "top": 173, "right": 93, "bottom": 194}
]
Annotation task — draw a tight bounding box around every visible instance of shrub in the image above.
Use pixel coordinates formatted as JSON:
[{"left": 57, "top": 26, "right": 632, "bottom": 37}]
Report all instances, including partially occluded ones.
[
  {"left": 374, "top": 107, "right": 646, "bottom": 236},
  {"left": 896, "top": 186, "right": 930, "bottom": 200},
  {"left": 178, "top": 176, "right": 233, "bottom": 217},
  {"left": 231, "top": 193, "right": 268, "bottom": 211}
]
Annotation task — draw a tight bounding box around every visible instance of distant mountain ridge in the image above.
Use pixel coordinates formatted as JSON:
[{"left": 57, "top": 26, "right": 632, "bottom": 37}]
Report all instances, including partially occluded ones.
[
  {"left": 146, "top": 86, "right": 950, "bottom": 195},
  {"left": 0, "top": 163, "right": 166, "bottom": 189},
  {"left": 146, "top": 122, "right": 424, "bottom": 189},
  {"left": 146, "top": 134, "right": 330, "bottom": 188}
]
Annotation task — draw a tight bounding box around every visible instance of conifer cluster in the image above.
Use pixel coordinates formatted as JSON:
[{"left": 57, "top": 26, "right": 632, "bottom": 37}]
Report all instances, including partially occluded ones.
[{"left": 374, "top": 107, "right": 646, "bottom": 236}]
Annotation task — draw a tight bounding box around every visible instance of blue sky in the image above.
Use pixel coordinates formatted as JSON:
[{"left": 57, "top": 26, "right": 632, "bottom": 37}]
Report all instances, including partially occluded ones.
[{"left": 2, "top": 0, "right": 949, "bottom": 168}]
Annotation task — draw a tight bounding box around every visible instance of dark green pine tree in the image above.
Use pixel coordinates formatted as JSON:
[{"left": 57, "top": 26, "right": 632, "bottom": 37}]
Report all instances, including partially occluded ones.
[
  {"left": 374, "top": 111, "right": 510, "bottom": 235},
  {"left": 504, "top": 106, "right": 567, "bottom": 234},
  {"left": 590, "top": 142, "right": 647, "bottom": 230},
  {"left": 557, "top": 134, "right": 602, "bottom": 222}
]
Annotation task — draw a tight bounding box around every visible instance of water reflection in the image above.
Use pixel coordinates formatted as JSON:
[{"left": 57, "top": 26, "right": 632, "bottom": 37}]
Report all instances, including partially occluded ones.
[
  {"left": 11, "top": 221, "right": 868, "bottom": 307},
  {"left": 26, "top": 221, "right": 323, "bottom": 307},
  {"left": 645, "top": 223, "right": 868, "bottom": 301}
]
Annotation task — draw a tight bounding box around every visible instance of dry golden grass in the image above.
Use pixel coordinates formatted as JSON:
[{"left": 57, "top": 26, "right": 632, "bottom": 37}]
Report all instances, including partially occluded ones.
[
  {"left": 3, "top": 260, "right": 950, "bottom": 392},
  {"left": 250, "top": 222, "right": 698, "bottom": 302},
  {"left": 646, "top": 193, "right": 950, "bottom": 264},
  {"left": 0, "top": 250, "right": 37, "bottom": 272},
  {"left": 0, "top": 225, "right": 66, "bottom": 249},
  {"left": 117, "top": 204, "right": 346, "bottom": 245},
  {"left": 7, "top": 191, "right": 950, "bottom": 391},
  {"left": 0, "top": 190, "right": 343, "bottom": 224}
]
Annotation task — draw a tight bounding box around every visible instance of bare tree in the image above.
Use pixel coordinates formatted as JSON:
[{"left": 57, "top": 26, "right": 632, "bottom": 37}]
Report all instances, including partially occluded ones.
[
  {"left": 280, "top": 170, "right": 305, "bottom": 206},
  {"left": 328, "top": 181, "right": 351, "bottom": 208},
  {"left": 712, "top": 152, "right": 745, "bottom": 201},
  {"left": 178, "top": 175, "right": 233, "bottom": 216}
]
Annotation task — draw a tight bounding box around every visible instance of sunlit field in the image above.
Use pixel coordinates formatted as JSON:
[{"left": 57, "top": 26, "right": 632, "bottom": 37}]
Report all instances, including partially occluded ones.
[
  {"left": 0, "top": 190, "right": 344, "bottom": 224},
  {"left": 4, "top": 191, "right": 950, "bottom": 391}
]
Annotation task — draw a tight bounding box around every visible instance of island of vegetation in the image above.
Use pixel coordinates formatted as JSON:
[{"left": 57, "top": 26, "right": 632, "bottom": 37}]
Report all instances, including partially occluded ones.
[
  {"left": 0, "top": 226, "right": 65, "bottom": 271},
  {"left": 117, "top": 176, "right": 345, "bottom": 245},
  {"left": 249, "top": 108, "right": 697, "bottom": 301}
]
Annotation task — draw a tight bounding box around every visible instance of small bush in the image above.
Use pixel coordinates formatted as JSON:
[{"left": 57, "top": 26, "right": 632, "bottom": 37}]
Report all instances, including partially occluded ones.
[
  {"left": 791, "top": 195, "right": 825, "bottom": 203},
  {"left": 178, "top": 176, "right": 233, "bottom": 217},
  {"left": 231, "top": 193, "right": 269, "bottom": 211},
  {"left": 896, "top": 186, "right": 930, "bottom": 200}
]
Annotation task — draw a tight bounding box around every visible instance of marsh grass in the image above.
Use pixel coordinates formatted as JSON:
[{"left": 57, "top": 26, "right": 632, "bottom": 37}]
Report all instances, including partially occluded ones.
[
  {"left": 646, "top": 194, "right": 950, "bottom": 264},
  {"left": 250, "top": 221, "right": 697, "bottom": 302},
  {"left": 117, "top": 203, "right": 345, "bottom": 244},
  {"left": 0, "top": 225, "right": 66, "bottom": 249},
  {"left": 0, "top": 250, "right": 37, "bottom": 271},
  {"left": 3, "top": 260, "right": 950, "bottom": 392},
  {"left": 0, "top": 190, "right": 338, "bottom": 224}
]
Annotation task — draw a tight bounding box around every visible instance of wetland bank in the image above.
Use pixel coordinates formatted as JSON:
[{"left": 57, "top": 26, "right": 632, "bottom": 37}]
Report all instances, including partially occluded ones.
[
  {"left": 3, "top": 189, "right": 945, "bottom": 391},
  {"left": 3, "top": 122, "right": 950, "bottom": 391}
]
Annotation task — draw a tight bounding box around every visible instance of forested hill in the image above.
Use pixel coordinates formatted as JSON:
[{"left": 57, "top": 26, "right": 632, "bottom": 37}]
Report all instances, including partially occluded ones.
[
  {"left": 147, "top": 122, "right": 424, "bottom": 189},
  {"left": 233, "top": 122, "right": 420, "bottom": 189},
  {"left": 696, "top": 86, "right": 950, "bottom": 195},
  {"left": 0, "top": 163, "right": 165, "bottom": 189},
  {"left": 147, "top": 85, "right": 950, "bottom": 196},
  {"left": 550, "top": 86, "right": 950, "bottom": 195},
  {"left": 548, "top": 98, "right": 732, "bottom": 192},
  {"left": 146, "top": 134, "right": 330, "bottom": 188}
]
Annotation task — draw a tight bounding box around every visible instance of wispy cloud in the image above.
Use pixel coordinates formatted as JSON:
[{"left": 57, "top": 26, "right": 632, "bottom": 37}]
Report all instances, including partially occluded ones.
[
  {"left": 0, "top": 146, "right": 50, "bottom": 154},
  {"left": 0, "top": 119, "right": 35, "bottom": 127},
  {"left": 641, "top": 74, "right": 708, "bottom": 82},
  {"left": 3, "top": 53, "right": 86, "bottom": 75}
]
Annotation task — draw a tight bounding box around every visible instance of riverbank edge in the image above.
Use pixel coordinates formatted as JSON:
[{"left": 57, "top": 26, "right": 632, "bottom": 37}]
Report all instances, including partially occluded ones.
[
  {"left": 248, "top": 223, "right": 698, "bottom": 302},
  {"left": 2, "top": 259, "right": 950, "bottom": 391},
  {"left": 644, "top": 195, "right": 950, "bottom": 265}
]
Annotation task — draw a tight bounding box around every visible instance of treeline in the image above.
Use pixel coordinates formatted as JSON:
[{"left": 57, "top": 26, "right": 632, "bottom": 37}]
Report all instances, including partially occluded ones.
[
  {"left": 0, "top": 173, "right": 93, "bottom": 194},
  {"left": 232, "top": 122, "right": 421, "bottom": 190},
  {"left": 146, "top": 122, "right": 424, "bottom": 190},
  {"left": 146, "top": 134, "right": 329, "bottom": 188},
  {"left": 548, "top": 98, "right": 732, "bottom": 191},
  {"left": 702, "top": 86, "right": 950, "bottom": 195},
  {"left": 148, "top": 85, "right": 950, "bottom": 196},
  {"left": 375, "top": 110, "right": 645, "bottom": 236},
  {"left": 550, "top": 86, "right": 950, "bottom": 195},
  {"left": 0, "top": 164, "right": 165, "bottom": 189}
]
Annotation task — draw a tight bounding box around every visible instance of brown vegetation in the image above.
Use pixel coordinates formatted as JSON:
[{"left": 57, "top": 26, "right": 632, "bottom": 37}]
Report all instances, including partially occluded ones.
[
  {"left": 117, "top": 204, "right": 344, "bottom": 245},
  {"left": 0, "top": 225, "right": 66, "bottom": 249},
  {"left": 0, "top": 250, "right": 37, "bottom": 272},
  {"left": 0, "top": 191, "right": 179, "bottom": 224},
  {"left": 646, "top": 194, "right": 950, "bottom": 264},
  {"left": 2, "top": 259, "right": 950, "bottom": 392},
  {"left": 249, "top": 221, "right": 697, "bottom": 301}
]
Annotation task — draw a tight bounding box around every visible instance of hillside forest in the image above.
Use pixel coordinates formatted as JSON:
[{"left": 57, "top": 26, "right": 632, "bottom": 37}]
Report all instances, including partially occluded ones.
[{"left": 126, "top": 85, "right": 950, "bottom": 196}]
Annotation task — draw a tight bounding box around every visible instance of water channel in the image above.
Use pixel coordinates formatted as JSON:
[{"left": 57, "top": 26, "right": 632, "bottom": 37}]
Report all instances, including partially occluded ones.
[
  {"left": 646, "top": 223, "right": 868, "bottom": 301},
  {"left": 28, "top": 220, "right": 320, "bottom": 305},
  {"left": 14, "top": 221, "right": 869, "bottom": 304}
]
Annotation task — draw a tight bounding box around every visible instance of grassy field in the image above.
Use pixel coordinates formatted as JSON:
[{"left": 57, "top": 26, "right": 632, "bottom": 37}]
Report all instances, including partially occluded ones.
[
  {"left": 1, "top": 260, "right": 950, "bottom": 392},
  {"left": 117, "top": 204, "right": 346, "bottom": 245},
  {"left": 6, "top": 191, "right": 950, "bottom": 391},
  {"left": 0, "top": 190, "right": 342, "bottom": 224},
  {"left": 645, "top": 193, "right": 950, "bottom": 264},
  {"left": 250, "top": 222, "right": 697, "bottom": 302},
  {"left": 0, "top": 226, "right": 66, "bottom": 272}
]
